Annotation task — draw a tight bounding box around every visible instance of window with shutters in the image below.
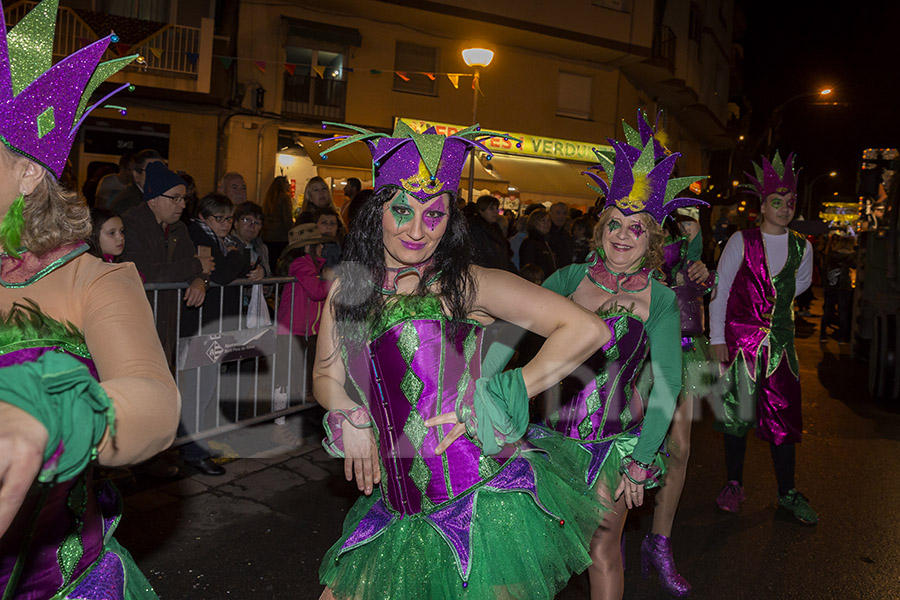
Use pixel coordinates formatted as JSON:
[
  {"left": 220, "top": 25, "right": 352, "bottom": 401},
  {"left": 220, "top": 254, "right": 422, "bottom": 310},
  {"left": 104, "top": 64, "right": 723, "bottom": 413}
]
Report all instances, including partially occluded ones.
[{"left": 393, "top": 41, "right": 439, "bottom": 96}]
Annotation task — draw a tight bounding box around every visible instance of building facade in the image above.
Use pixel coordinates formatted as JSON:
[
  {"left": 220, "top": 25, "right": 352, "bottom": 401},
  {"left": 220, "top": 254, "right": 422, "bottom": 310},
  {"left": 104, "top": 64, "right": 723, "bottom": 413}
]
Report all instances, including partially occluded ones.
[{"left": 8, "top": 0, "right": 736, "bottom": 209}]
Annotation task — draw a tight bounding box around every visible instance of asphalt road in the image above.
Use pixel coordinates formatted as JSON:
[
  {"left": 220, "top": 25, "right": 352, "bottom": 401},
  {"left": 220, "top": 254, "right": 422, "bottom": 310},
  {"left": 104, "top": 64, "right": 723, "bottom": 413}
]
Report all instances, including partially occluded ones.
[{"left": 116, "top": 301, "right": 900, "bottom": 599}]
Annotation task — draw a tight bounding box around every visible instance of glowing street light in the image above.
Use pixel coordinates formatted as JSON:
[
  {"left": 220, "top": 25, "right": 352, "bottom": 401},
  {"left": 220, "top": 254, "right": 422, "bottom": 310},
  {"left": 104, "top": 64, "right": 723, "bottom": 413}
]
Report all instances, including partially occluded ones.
[
  {"left": 462, "top": 47, "right": 494, "bottom": 202},
  {"left": 462, "top": 48, "right": 494, "bottom": 68}
]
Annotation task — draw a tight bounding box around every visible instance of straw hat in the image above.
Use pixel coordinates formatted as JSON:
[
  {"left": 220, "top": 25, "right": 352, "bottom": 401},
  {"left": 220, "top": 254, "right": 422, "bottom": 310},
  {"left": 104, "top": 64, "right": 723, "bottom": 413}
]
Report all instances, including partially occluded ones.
[{"left": 284, "top": 223, "right": 334, "bottom": 253}]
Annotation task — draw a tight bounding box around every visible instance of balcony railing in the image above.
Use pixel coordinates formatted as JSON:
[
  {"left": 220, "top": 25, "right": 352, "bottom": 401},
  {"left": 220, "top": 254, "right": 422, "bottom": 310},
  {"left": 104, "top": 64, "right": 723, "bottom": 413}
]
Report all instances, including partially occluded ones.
[
  {"left": 282, "top": 72, "right": 346, "bottom": 121},
  {"left": 652, "top": 24, "right": 676, "bottom": 71},
  {"left": 4, "top": 1, "right": 201, "bottom": 78}
]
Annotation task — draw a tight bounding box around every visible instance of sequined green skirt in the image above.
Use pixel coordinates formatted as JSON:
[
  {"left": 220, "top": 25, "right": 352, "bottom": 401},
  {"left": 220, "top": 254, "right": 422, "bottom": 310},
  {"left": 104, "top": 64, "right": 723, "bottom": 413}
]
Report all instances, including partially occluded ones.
[
  {"left": 528, "top": 430, "right": 667, "bottom": 502},
  {"left": 682, "top": 334, "right": 716, "bottom": 398},
  {"left": 319, "top": 449, "right": 605, "bottom": 600}
]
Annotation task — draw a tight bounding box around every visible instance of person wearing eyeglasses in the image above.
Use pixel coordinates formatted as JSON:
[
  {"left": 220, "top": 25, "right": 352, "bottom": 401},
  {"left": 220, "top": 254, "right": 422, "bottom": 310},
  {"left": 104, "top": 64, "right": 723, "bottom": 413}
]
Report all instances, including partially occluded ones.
[
  {"left": 230, "top": 201, "right": 271, "bottom": 280},
  {"left": 177, "top": 193, "right": 253, "bottom": 475}
]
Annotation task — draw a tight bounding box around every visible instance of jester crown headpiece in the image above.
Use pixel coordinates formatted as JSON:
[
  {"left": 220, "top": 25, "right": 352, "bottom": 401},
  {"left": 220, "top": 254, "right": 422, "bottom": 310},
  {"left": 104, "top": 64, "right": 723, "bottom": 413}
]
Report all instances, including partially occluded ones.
[
  {"left": 319, "top": 120, "right": 521, "bottom": 202},
  {"left": 583, "top": 110, "right": 707, "bottom": 224},
  {"left": 0, "top": 0, "right": 137, "bottom": 178},
  {"left": 741, "top": 151, "right": 798, "bottom": 199}
]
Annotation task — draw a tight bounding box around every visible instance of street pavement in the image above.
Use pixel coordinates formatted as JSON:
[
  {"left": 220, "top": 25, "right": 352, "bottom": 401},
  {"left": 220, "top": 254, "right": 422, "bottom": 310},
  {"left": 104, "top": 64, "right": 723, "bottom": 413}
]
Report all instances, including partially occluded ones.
[{"left": 116, "top": 294, "right": 900, "bottom": 599}]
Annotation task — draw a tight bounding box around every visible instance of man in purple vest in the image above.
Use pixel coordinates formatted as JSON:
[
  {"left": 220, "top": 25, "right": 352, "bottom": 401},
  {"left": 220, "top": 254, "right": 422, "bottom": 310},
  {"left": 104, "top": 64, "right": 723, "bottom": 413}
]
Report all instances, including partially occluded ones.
[{"left": 709, "top": 152, "right": 817, "bottom": 524}]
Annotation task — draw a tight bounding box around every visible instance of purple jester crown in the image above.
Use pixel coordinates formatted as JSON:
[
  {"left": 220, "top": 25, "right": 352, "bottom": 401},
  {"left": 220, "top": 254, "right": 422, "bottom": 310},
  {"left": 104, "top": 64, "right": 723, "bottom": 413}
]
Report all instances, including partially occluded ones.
[
  {"left": 584, "top": 110, "right": 707, "bottom": 224},
  {"left": 319, "top": 120, "right": 520, "bottom": 202},
  {"left": 0, "top": 0, "right": 137, "bottom": 178},
  {"left": 741, "top": 151, "right": 798, "bottom": 199}
]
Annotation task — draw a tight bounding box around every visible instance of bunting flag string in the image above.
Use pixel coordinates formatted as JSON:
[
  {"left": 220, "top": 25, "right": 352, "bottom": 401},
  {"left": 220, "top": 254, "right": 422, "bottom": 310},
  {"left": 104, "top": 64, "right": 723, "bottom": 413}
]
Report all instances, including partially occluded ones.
[{"left": 131, "top": 47, "right": 477, "bottom": 83}]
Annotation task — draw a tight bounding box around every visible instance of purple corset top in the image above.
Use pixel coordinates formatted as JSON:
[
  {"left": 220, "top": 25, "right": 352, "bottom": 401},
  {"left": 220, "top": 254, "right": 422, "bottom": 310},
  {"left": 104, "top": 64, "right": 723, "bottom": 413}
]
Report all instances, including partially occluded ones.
[
  {"left": 344, "top": 318, "right": 516, "bottom": 517},
  {"left": 545, "top": 313, "right": 649, "bottom": 441}
]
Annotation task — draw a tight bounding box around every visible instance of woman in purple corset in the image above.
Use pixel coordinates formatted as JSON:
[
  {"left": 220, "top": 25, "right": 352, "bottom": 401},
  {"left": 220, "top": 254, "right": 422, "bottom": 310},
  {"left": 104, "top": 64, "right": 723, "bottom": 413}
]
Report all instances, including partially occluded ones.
[
  {"left": 530, "top": 117, "right": 706, "bottom": 600},
  {"left": 0, "top": 2, "right": 178, "bottom": 598},
  {"left": 313, "top": 122, "right": 611, "bottom": 599}
]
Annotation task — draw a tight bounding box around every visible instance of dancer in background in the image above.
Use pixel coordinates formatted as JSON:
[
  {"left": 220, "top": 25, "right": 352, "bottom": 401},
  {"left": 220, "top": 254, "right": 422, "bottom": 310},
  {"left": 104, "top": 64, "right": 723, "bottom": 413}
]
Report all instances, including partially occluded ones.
[
  {"left": 0, "top": 2, "right": 178, "bottom": 597},
  {"left": 531, "top": 120, "right": 706, "bottom": 600},
  {"left": 314, "top": 122, "right": 610, "bottom": 599},
  {"left": 624, "top": 113, "right": 716, "bottom": 598},
  {"left": 710, "top": 152, "right": 816, "bottom": 525}
]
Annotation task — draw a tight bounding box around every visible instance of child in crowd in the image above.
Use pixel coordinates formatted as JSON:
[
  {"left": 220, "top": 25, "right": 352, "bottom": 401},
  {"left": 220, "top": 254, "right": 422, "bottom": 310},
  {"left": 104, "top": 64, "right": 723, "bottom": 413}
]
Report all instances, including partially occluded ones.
[
  {"left": 88, "top": 208, "right": 126, "bottom": 262},
  {"left": 276, "top": 223, "right": 336, "bottom": 400},
  {"left": 315, "top": 208, "right": 343, "bottom": 270}
]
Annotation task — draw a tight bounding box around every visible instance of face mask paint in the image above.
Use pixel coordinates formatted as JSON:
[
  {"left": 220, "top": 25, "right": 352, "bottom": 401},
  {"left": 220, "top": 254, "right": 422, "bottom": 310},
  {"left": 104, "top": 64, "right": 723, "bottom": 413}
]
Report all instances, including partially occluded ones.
[
  {"left": 608, "top": 220, "right": 622, "bottom": 234},
  {"left": 422, "top": 196, "right": 447, "bottom": 231},
  {"left": 628, "top": 222, "right": 646, "bottom": 238},
  {"left": 389, "top": 193, "right": 414, "bottom": 228}
]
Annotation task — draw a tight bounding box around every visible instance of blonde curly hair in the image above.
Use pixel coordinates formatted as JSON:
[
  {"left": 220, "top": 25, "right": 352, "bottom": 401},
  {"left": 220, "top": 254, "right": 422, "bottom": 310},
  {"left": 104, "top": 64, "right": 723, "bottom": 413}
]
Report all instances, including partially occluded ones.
[
  {"left": 2, "top": 144, "right": 91, "bottom": 256},
  {"left": 591, "top": 206, "right": 665, "bottom": 271}
]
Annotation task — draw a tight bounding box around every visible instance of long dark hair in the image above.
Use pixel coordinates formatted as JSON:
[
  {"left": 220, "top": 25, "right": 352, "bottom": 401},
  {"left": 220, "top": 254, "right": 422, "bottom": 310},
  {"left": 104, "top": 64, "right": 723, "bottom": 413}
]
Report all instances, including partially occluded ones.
[{"left": 332, "top": 186, "right": 474, "bottom": 344}]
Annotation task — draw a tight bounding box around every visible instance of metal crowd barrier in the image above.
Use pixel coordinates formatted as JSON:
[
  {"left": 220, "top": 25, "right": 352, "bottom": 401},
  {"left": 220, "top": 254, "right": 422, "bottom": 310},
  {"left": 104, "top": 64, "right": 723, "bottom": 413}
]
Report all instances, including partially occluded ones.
[{"left": 143, "top": 276, "right": 319, "bottom": 446}]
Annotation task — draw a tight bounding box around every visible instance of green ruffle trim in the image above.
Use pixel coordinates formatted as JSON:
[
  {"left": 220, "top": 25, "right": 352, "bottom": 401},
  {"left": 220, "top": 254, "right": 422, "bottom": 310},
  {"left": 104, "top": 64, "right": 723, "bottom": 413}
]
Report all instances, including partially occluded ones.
[
  {"left": 0, "top": 193, "right": 25, "bottom": 258},
  {"left": 0, "top": 299, "right": 89, "bottom": 358},
  {"left": 471, "top": 368, "right": 529, "bottom": 456},
  {"left": 0, "top": 350, "right": 113, "bottom": 484}
]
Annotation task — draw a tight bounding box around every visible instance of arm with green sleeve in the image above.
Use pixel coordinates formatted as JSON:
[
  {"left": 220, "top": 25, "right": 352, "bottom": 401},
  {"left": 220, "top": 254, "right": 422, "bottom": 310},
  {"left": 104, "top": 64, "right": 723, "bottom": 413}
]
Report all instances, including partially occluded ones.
[
  {"left": 631, "top": 279, "right": 683, "bottom": 464},
  {"left": 480, "top": 264, "right": 589, "bottom": 379}
]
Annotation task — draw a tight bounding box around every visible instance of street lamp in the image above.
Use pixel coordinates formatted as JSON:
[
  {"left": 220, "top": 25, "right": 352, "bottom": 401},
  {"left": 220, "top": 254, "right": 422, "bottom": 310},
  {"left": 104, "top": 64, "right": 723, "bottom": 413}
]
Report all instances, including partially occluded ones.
[
  {"left": 462, "top": 48, "right": 494, "bottom": 203},
  {"left": 804, "top": 170, "right": 837, "bottom": 220},
  {"left": 764, "top": 87, "right": 833, "bottom": 153}
]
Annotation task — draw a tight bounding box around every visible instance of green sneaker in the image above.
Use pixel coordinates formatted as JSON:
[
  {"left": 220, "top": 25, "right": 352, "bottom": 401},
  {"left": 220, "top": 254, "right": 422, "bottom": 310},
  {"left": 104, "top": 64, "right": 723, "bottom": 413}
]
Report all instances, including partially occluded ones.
[{"left": 778, "top": 489, "right": 818, "bottom": 525}]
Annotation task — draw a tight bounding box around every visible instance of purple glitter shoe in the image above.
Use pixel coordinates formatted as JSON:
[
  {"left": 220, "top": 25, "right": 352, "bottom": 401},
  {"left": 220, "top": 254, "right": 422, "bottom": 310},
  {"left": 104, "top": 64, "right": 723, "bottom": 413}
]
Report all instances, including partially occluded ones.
[
  {"left": 641, "top": 533, "right": 692, "bottom": 597},
  {"left": 716, "top": 480, "right": 745, "bottom": 513}
]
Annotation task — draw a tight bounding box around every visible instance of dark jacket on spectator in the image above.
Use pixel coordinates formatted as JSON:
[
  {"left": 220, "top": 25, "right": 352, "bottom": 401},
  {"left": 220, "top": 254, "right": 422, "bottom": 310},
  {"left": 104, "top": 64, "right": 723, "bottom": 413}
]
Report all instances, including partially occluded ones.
[
  {"left": 547, "top": 223, "right": 575, "bottom": 268},
  {"left": 121, "top": 201, "right": 204, "bottom": 364},
  {"left": 519, "top": 233, "right": 558, "bottom": 280},
  {"left": 468, "top": 214, "right": 515, "bottom": 271},
  {"left": 182, "top": 221, "right": 251, "bottom": 334}
]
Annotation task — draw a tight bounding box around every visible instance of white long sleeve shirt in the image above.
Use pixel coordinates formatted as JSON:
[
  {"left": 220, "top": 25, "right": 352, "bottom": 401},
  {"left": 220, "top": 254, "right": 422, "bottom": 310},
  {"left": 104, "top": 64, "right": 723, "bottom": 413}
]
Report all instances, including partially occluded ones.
[{"left": 709, "top": 230, "right": 813, "bottom": 345}]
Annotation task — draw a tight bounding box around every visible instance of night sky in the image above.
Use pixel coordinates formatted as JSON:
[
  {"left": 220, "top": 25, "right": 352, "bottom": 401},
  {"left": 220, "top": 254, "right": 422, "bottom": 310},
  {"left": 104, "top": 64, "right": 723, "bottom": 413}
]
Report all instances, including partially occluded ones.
[{"left": 739, "top": 0, "right": 900, "bottom": 199}]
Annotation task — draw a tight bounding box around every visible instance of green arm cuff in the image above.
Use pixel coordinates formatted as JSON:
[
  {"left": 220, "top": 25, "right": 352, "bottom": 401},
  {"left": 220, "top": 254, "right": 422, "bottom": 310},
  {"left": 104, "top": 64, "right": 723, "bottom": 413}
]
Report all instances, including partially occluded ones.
[
  {"left": 472, "top": 368, "right": 529, "bottom": 456},
  {"left": 0, "top": 351, "right": 114, "bottom": 484}
]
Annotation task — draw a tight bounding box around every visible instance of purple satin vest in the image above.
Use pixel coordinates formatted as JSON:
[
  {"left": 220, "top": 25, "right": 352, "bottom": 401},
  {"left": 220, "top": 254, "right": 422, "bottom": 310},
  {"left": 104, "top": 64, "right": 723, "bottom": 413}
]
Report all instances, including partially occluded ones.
[
  {"left": 344, "top": 319, "right": 516, "bottom": 517},
  {"left": 547, "top": 314, "right": 649, "bottom": 442},
  {"left": 662, "top": 237, "right": 713, "bottom": 336},
  {"left": 725, "top": 229, "right": 777, "bottom": 362}
]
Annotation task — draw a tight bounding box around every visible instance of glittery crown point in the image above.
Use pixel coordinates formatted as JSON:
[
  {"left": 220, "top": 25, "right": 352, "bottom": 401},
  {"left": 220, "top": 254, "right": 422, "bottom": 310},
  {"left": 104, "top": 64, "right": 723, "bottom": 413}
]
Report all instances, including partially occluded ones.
[
  {"left": 0, "top": 0, "right": 137, "bottom": 177},
  {"left": 742, "top": 151, "right": 798, "bottom": 198},
  {"left": 585, "top": 115, "right": 706, "bottom": 223},
  {"left": 319, "top": 120, "right": 520, "bottom": 202}
]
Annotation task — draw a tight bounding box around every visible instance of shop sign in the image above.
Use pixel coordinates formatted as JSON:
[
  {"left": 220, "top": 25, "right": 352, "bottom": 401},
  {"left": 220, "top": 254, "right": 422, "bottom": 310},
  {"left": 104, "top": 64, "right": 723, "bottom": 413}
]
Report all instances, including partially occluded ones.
[{"left": 398, "top": 117, "right": 611, "bottom": 162}]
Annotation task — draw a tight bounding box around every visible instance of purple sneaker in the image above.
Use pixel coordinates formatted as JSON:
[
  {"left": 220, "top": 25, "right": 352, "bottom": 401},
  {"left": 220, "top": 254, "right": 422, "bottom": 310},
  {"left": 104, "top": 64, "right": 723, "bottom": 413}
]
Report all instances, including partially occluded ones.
[{"left": 716, "top": 480, "right": 745, "bottom": 513}]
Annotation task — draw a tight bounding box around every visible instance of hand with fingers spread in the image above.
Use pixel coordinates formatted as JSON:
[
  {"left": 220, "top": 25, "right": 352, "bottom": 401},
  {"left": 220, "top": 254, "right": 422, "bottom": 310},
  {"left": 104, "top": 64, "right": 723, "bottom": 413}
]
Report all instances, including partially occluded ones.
[
  {"left": 0, "top": 404, "right": 48, "bottom": 537},
  {"left": 424, "top": 412, "right": 467, "bottom": 456}
]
